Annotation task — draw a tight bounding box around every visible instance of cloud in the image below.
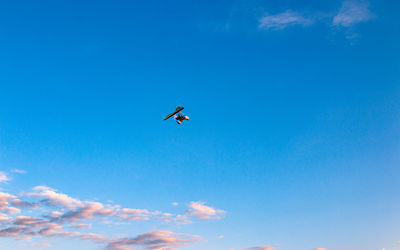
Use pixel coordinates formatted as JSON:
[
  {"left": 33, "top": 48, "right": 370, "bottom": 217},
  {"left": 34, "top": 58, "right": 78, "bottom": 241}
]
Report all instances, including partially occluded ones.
[
  {"left": 0, "top": 192, "right": 21, "bottom": 216},
  {"left": 4, "top": 207, "right": 21, "bottom": 215},
  {"left": 69, "top": 223, "right": 91, "bottom": 229},
  {"left": 105, "top": 230, "right": 201, "bottom": 250},
  {"left": 77, "top": 232, "right": 110, "bottom": 244},
  {"left": 27, "top": 186, "right": 83, "bottom": 210},
  {"left": 333, "top": 0, "right": 373, "bottom": 27},
  {"left": 32, "top": 241, "right": 51, "bottom": 247},
  {"left": 259, "top": 10, "right": 313, "bottom": 30},
  {"left": 117, "top": 208, "right": 150, "bottom": 221},
  {"left": 59, "top": 202, "right": 117, "bottom": 222},
  {"left": 11, "top": 199, "right": 40, "bottom": 209},
  {"left": 0, "top": 184, "right": 226, "bottom": 249},
  {"left": 12, "top": 169, "right": 26, "bottom": 174},
  {"left": 14, "top": 216, "right": 45, "bottom": 227},
  {"left": 243, "top": 247, "right": 275, "bottom": 250},
  {"left": 0, "top": 213, "right": 11, "bottom": 222},
  {"left": 0, "top": 192, "right": 16, "bottom": 209},
  {"left": 2, "top": 222, "right": 200, "bottom": 250},
  {"left": 0, "top": 225, "right": 35, "bottom": 239},
  {"left": 187, "top": 201, "right": 226, "bottom": 220},
  {"left": 174, "top": 214, "right": 192, "bottom": 224},
  {"left": 0, "top": 172, "right": 9, "bottom": 183}
]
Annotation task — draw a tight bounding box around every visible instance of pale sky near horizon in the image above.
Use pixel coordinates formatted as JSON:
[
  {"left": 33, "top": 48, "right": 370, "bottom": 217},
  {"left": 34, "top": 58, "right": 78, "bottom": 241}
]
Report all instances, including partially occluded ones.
[{"left": 0, "top": 0, "right": 399, "bottom": 249}]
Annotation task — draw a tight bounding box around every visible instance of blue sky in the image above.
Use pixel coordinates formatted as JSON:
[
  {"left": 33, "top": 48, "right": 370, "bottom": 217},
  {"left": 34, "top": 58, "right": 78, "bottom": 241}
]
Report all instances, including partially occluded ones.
[{"left": 0, "top": 0, "right": 399, "bottom": 249}]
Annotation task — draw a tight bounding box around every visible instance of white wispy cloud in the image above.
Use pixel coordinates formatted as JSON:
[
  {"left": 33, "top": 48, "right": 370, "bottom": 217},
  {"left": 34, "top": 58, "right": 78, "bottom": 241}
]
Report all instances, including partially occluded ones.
[
  {"left": 333, "top": 0, "right": 374, "bottom": 27},
  {"left": 255, "top": 0, "right": 374, "bottom": 42},
  {"left": 12, "top": 169, "right": 27, "bottom": 174},
  {"left": 0, "top": 172, "right": 9, "bottom": 183},
  {"left": 259, "top": 10, "right": 313, "bottom": 30}
]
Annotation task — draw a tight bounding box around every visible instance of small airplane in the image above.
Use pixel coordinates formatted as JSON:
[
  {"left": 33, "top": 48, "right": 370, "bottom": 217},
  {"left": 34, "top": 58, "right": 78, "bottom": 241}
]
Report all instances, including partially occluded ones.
[{"left": 163, "top": 106, "right": 189, "bottom": 124}]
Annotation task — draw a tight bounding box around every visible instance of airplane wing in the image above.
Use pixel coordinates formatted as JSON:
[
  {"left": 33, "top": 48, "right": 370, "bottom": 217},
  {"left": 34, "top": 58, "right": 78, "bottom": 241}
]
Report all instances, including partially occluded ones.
[{"left": 163, "top": 106, "right": 184, "bottom": 120}]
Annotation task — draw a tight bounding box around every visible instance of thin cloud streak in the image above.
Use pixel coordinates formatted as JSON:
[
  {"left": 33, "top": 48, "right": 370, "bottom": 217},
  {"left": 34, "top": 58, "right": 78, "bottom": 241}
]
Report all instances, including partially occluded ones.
[
  {"left": 259, "top": 10, "right": 313, "bottom": 30},
  {"left": 255, "top": 0, "right": 374, "bottom": 41},
  {"left": 12, "top": 169, "right": 27, "bottom": 174},
  {"left": 0, "top": 185, "right": 223, "bottom": 249},
  {"left": 243, "top": 246, "right": 275, "bottom": 250}
]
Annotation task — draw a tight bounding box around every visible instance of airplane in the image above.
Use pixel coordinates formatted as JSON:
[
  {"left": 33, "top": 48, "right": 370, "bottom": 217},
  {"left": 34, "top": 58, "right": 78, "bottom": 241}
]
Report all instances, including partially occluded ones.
[{"left": 163, "top": 106, "right": 189, "bottom": 124}]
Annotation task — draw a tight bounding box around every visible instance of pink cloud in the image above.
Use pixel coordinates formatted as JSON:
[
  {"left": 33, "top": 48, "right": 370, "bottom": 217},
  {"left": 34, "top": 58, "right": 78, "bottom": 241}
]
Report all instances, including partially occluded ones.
[
  {"left": 78, "top": 232, "right": 110, "bottom": 244},
  {"left": 69, "top": 223, "right": 91, "bottom": 229},
  {"left": 12, "top": 199, "right": 40, "bottom": 209},
  {"left": 105, "top": 230, "right": 201, "bottom": 250},
  {"left": 0, "top": 225, "right": 36, "bottom": 239},
  {"left": 4, "top": 207, "right": 20, "bottom": 215},
  {"left": 117, "top": 208, "right": 150, "bottom": 221},
  {"left": 0, "top": 213, "right": 11, "bottom": 222},
  {"left": 14, "top": 216, "right": 43, "bottom": 227},
  {"left": 27, "top": 186, "right": 83, "bottom": 210},
  {"left": 0, "top": 185, "right": 225, "bottom": 250},
  {"left": 38, "top": 223, "right": 63, "bottom": 235},
  {"left": 244, "top": 247, "right": 275, "bottom": 250},
  {"left": 187, "top": 201, "right": 226, "bottom": 220},
  {"left": 59, "top": 202, "right": 117, "bottom": 222},
  {"left": 0, "top": 192, "right": 16, "bottom": 210}
]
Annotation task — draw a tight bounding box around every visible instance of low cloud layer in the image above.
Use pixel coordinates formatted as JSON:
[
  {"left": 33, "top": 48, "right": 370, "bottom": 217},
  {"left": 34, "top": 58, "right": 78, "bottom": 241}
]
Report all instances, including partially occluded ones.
[{"left": 0, "top": 184, "right": 225, "bottom": 249}]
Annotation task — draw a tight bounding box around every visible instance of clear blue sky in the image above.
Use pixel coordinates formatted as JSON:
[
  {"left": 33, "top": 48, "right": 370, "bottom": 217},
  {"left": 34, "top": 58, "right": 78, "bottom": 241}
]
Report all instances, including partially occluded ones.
[{"left": 0, "top": 0, "right": 399, "bottom": 249}]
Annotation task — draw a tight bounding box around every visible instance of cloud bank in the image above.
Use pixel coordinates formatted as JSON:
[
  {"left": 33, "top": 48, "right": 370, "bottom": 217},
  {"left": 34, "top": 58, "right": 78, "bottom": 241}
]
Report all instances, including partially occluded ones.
[{"left": 0, "top": 184, "right": 225, "bottom": 249}]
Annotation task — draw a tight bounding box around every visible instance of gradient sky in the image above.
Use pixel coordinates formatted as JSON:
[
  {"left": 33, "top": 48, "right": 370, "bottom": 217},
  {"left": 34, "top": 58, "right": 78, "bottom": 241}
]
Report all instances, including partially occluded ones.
[{"left": 0, "top": 0, "right": 399, "bottom": 250}]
